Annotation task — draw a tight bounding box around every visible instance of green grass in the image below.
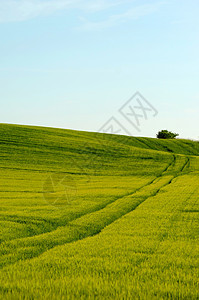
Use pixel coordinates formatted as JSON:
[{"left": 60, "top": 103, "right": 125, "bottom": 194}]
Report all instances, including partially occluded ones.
[{"left": 0, "top": 123, "right": 199, "bottom": 299}]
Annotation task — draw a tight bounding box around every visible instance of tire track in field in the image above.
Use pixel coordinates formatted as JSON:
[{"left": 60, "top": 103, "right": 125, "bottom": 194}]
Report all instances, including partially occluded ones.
[
  {"left": 153, "top": 156, "right": 190, "bottom": 194},
  {"left": 0, "top": 154, "right": 178, "bottom": 268},
  {"left": 0, "top": 155, "right": 176, "bottom": 242},
  {"left": 59, "top": 156, "right": 190, "bottom": 238},
  {"left": 0, "top": 155, "right": 190, "bottom": 269},
  {"left": 112, "top": 161, "right": 197, "bottom": 273}
]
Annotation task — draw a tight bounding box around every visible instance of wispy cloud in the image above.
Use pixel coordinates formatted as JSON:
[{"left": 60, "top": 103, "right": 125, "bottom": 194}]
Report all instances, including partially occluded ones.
[
  {"left": 0, "top": 0, "right": 74, "bottom": 23},
  {"left": 74, "top": 0, "right": 132, "bottom": 13},
  {"left": 0, "top": 0, "right": 165, "bottom": 29},
  {"left": 0, "top": 0, "right": 130, "bottom": 23},
  {"left": 79, "top": 2, "right": 165, "bottom": 31}
]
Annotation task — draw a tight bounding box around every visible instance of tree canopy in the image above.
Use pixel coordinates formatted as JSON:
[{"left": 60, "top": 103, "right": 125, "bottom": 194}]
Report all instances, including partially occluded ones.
[{"left": 157, "top": 130, "right": 179, "bottom": 139}]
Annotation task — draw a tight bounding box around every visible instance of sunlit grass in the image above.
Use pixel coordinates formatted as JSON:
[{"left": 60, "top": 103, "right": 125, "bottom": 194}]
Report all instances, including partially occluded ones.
[{"left": 0, "top": 124, "right": 198, "bottom": 299}]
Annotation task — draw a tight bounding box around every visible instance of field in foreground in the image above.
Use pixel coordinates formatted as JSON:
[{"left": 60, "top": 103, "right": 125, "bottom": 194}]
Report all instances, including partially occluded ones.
[{"left": 0, "top": 124, "right": 199, "bottom": 299}]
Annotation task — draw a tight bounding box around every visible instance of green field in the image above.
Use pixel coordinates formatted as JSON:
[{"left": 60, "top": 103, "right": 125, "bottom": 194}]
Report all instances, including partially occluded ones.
[{"left": 0, "top": 123, "right": 199, "bottom": 299}]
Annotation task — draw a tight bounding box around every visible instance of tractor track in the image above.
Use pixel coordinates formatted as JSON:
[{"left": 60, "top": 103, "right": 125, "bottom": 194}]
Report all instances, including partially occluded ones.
[{"left": 0, "top": 155, "right": 191, "bottom": 269}]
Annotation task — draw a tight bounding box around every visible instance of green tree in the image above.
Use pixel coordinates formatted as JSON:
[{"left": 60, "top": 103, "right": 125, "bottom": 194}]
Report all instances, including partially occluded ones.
[{"left": 157, "top": 130, "right": 179, "bottom": 139}]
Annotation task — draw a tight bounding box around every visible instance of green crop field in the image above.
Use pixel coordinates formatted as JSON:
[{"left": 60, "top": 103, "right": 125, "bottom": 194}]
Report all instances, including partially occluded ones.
[{"left": 0, "top": 123, "right": 198, "bottom": 299}]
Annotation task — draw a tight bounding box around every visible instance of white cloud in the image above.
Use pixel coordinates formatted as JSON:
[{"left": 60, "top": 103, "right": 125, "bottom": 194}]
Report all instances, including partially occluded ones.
[
  {"left": 74, "top": 0, "right": 131, "bottom": 13},
  {"left": 0, "top": 0, "right": 75, "bottom": 22},
  {"left": 0, "top": 0, "right": 165, "bottom": 29},
  {"left": 79, "top": 2, "right": 165, "bottom": 31},
  {"left": 0, "top": 0, "right": 131, "bottom": 23}
]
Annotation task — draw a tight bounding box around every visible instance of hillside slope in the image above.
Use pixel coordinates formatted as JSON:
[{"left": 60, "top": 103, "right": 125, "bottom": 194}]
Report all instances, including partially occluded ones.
[{"left": 0, "top": 124, "right": 199, "bottom": 299}]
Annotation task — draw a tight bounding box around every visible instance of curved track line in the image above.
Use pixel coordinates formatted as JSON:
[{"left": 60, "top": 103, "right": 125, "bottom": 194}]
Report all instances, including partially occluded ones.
[
  {"left": 0, "top": 156, "right": 176, "bottom": 242},
  {"left": 0, "top": 155, "right": 191, "bottom": 269},
  {"left": 0, "top": 155, "right": 179, "bottom": 269}
]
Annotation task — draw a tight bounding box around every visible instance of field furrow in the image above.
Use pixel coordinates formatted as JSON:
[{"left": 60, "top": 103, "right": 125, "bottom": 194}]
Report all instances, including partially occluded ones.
[
  {"left": 0, "top": 124, "right": 199, "bottom": 299},
  {"left": 0, "top": 154, "right": 189, "bottom": 269}
]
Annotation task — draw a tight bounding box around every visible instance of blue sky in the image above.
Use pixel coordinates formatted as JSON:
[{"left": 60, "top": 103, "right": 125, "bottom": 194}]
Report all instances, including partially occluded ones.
[{"left": 0, "top": 0, "right": 198, "bottom": 139}]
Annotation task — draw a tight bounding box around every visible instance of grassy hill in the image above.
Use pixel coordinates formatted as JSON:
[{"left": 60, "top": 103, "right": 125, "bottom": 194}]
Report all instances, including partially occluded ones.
[{"left": 0, "top": 123, "right": 199, "bottom": 299}]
